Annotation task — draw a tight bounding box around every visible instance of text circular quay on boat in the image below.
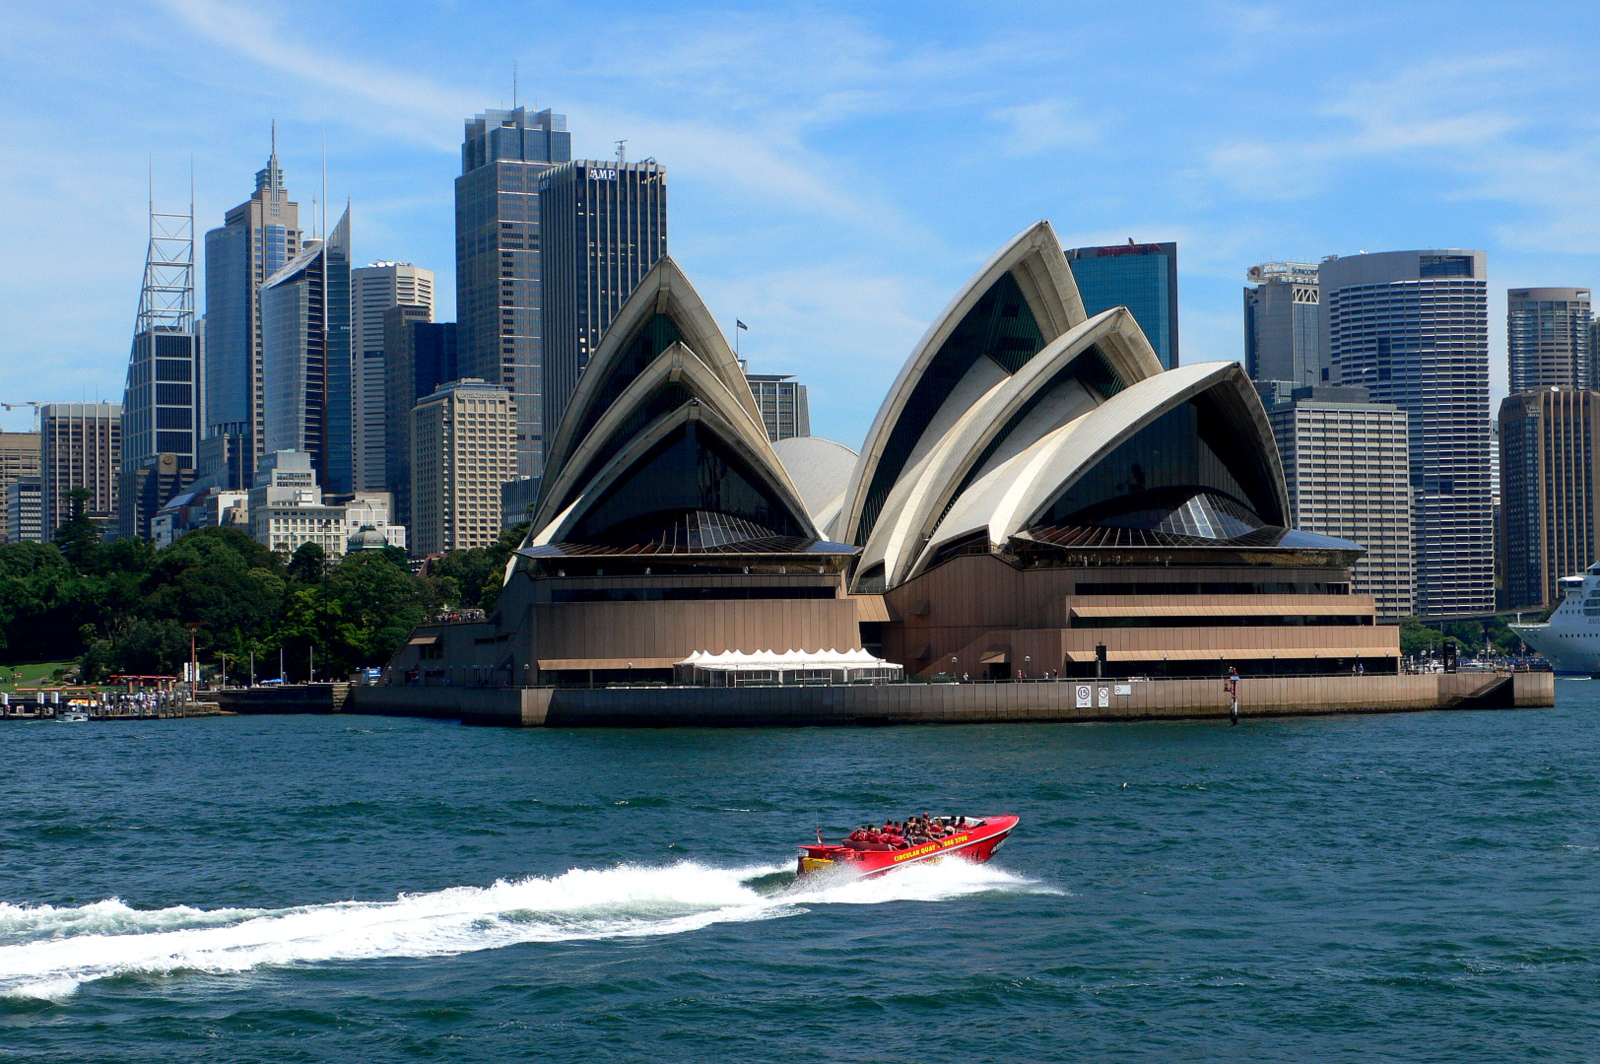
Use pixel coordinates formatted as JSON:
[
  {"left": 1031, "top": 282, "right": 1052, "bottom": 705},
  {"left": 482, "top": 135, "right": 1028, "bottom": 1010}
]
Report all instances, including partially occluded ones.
[{"left": 374, "top": 221, "right": 1552, "bottom": 725}]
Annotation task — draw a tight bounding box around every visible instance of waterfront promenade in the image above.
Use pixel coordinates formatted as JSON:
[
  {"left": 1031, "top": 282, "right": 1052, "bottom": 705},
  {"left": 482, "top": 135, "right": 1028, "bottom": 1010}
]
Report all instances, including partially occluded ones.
[{"left": 209, "top": 669, "right": 1555, "bottom": 728}]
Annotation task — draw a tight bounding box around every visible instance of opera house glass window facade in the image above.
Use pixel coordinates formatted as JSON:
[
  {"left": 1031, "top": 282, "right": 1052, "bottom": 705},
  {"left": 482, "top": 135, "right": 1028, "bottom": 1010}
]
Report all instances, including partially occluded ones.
[{"left": 385, "top": 221, "right": 1397, "bottom": 690}]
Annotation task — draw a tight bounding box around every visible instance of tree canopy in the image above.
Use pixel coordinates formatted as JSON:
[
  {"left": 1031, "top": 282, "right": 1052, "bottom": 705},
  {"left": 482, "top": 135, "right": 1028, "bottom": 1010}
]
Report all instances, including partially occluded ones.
[{"left": 0, "top": 525, "right": 499, "bottom": 681}]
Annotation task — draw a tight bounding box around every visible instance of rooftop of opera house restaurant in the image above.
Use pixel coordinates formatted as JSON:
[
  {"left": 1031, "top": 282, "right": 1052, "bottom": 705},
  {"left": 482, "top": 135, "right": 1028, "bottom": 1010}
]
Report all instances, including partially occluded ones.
[{"left": 377, "top": 219, "right": 1440, "bottom": 707}]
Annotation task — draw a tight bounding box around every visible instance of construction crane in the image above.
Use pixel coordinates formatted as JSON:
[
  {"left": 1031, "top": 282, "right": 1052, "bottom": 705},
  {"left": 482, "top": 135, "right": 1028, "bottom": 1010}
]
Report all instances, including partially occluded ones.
[{"left": 0, "top": 401, "right": 42, "bottom": 431}]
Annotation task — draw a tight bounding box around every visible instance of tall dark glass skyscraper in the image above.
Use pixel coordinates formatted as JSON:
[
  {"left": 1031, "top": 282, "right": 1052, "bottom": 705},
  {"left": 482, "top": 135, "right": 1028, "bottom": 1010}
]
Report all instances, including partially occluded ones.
[
  {"left": 120, "top": 195, "right": 199, "bottom": 539},
  {"left": 539, "top": 158, "right": 668, "bottom": 444},
  {"left": 1064, "top": 242, "right": 1179, "bottom": 369},
  {"left": 261, "top": 207, "right": 352, "bottom": 494},
  {"left": 455, "top": 107, "right": 571, "bottom": 478},
  {"left": 1321, "top": 249, "right": 1493, "bottom": 617},
  {"left": 204, "top": 132, "right": 302, "bottom": 480}
]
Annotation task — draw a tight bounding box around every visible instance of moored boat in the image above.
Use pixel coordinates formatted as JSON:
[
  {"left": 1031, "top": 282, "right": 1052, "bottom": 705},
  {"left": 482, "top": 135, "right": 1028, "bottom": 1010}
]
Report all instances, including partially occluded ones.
[{"left": 796, "top": 814, "right": 1018, "bottom": 879}]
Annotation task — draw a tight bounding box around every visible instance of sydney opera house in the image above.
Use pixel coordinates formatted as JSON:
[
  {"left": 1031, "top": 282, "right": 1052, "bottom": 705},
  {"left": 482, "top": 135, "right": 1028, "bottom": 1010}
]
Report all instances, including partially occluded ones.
[{"left": 387, "top": 221, "right": 1402, "bottom": 693}]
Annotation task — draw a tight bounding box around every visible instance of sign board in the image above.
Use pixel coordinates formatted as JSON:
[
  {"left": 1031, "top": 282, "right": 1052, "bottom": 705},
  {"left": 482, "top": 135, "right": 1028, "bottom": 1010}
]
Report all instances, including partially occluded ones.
[
  {"left": 1098, "top": 686, "right": 1110, "bottom": 707},
  {"left": 1115, "top": 684, "right": 1132, "bottom": 696},
  {"left": 1075, "top": 684, "right": 1092, "bottom": 708}
]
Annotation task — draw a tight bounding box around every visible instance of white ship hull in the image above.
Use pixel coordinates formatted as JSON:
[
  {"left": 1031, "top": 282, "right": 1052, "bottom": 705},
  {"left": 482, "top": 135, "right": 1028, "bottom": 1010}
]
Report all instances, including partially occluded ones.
[{"left": 1510, "top": 566, "right": 1600, "bottom": 674}]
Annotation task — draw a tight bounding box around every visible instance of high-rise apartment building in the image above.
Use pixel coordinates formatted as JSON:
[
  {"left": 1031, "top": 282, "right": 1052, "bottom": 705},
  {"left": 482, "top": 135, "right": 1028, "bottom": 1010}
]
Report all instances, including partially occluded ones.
[
  {"left": 1320, "top": 250, "right": 1494, "bottom": 617},
  {"left": 262, "top": 207, "right": 353, "bottom": 495},
  {"left": 1498, "top": 389, "right": 1600, "bottom": 609},
  {"left": 1064, "top": 241, "right": 1179, "bottom": 369},
  {"left": 0, "top": 432, "right": 40, "bottom": 545},
  {"left": 538, "top": 158, "right": 668, "bottom": 440},
  {"left": 1268, "top": 386, "right": 1414, "bottom": 620},
  {"left": 40, "top": 403, "right": 121, "bottom": 540},
  {"left": 1508, "top": 287, "right": 1594, "bottom": 392},
  {"left": 120, "top": 195, "right": 200, "bottom": 539},
  {"left": 383, "top": 308, "right": 457, "bottom": 528},
  {"left": 745, "top": 373, "right": 810, "bottom": 441},
  {"left": 409, "top": 378, "right": 515, "bottom": 555},
  {"left": 455, "top": 107, "right": 571, "bottom": 479},
  {"left": 204, "top": 132, "right": 302, "bottom": 476},
  {"left": 1244, "top": 262, "right": 1321, "bottom": 387},
  {"left": 351, "top": 262, "right": 435, "bottom": 491}
]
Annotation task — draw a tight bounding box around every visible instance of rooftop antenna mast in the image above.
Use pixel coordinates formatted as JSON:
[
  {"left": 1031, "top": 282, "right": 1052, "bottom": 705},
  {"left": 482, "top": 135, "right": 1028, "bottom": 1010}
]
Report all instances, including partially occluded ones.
[
  {"left": 513, "top": 60, "right": 518, "bottom": 108},
  {"left": 136, "top": 157, "right": 196, "bottom": 336},
  {"left": 616, "top": 139, "right": 626, "bottom": 165},
  {"left": 321, "top": 126, "right": 327, "bottom": 241}
]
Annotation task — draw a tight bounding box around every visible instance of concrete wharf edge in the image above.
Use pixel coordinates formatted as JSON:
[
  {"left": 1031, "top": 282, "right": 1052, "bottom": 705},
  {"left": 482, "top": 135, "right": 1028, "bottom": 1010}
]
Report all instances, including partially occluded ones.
[{"left": 303, "top": 672, "right": 1555, "bottom": 728}]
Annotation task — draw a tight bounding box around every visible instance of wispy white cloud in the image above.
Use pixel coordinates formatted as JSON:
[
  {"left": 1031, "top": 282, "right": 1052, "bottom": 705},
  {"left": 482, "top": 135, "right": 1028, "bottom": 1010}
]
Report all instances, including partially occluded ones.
[{"left": 990, "top": 99, "right": 1099, "bottom": 157}]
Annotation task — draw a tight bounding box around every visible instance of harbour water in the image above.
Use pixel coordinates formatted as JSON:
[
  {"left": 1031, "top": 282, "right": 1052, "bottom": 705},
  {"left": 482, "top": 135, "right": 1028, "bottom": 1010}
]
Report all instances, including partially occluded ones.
[{"left": 1, "top": 683, "right": 1597, "bottom": 1062}]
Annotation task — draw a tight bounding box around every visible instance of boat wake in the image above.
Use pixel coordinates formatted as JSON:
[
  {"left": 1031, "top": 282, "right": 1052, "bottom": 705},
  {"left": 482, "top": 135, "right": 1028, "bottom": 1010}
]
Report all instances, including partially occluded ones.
[{"left": 0, "top": 859, "right": 1052, "bottom": 998}]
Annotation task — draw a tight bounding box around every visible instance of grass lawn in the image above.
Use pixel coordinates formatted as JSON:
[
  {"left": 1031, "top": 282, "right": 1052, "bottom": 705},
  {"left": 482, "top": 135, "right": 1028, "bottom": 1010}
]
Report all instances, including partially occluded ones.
[{"left": 0, "top": 661, "right": 100, "bottom": 693}]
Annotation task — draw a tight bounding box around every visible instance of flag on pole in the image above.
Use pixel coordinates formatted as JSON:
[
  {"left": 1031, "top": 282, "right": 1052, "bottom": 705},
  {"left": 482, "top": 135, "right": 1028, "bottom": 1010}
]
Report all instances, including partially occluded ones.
[{"left": 736, "top": 320, "right": 748, "bottom": 331}]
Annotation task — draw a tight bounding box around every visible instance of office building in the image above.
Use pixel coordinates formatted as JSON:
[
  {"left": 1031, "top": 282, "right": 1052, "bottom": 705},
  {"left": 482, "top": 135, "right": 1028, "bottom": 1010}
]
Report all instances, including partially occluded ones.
[
  {"left": 1320, "top": 249, "right": 1494, "bottom": 617},
  {"left": 40, "top": 403, "right": 121, "bottom": 540},
  {"left": 5, "top": 478, "right": 42, "bottom": 543},
  {"left": 500, "top": 476, "right": 539, "bottom": 528},
  {"left": 247, "top": 449, "right": 401, "bottom": 558},
  {"left": 1064, "top": 241, "right": 1179, "bottom": 369},
  {"left": 538, "top": 157, "right": 668, "bottom": 444},
  {"left": 745, "top": 372, "right": 810, "bottom": 441},
  {"left": 1244, "top": 262, "right": 1321, "bottom": 388},
  {"left": 1498, "top": 389, "right": 1600, "bottom": 609},
  {"left": 204, "top": 130, "right": 303, "bottom": 475},
  {"left": 262, "top": 207, "right": 353, "bottom": 495},
  {"left": 351, "top": 262, "right": 435, "bottom": 491},
  {"left": 120, "top": 195, "right": 200, "bottom": 539},
  {"left": 409, "top": 378, "right": 515, "bottom": 555},
  {"left": 455, "top": 107, "right": 572, "bottom": 479},
  {"left": 383, "top": 308, "right": 457, "bottom": 528},
  {"left": 0, "top": 431, "right": 40, "bottom": 544},
  {"left": 1268, "top": 387, "right": 1414, "bottom": 620},
  {"left": 1508, "top": 288, "right": 1594, "bottom": 392}
]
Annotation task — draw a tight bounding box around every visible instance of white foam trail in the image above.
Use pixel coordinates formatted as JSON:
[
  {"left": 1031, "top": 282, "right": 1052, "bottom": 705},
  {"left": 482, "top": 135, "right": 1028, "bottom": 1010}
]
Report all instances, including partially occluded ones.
[{"left": 0, "top": 859, "right": 1049, "bottom": 999}]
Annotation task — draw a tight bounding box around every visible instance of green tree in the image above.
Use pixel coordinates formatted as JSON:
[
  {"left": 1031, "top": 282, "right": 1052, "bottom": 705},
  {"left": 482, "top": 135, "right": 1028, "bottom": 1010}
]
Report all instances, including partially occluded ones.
[
  {"left": 287, "top": 542, "right": 328, "bottom": 584},
  {"left": 426, "top": 523, "right": 528, "bottom": 611},
  {"left": 53, "top": 487, "right": 101, "bottom": 572},
  {"left": 0, "top": 542, "right": 77, "bottom": 662},
  {"left": 279, "top": 551, "right": 439, "bottom": 677}
]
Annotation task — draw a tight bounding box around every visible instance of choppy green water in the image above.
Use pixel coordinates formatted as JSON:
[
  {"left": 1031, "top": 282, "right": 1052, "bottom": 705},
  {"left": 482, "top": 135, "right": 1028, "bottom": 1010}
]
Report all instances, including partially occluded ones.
[{"left": 1, "top": 683, "right": 1597, "bottom": 1062}]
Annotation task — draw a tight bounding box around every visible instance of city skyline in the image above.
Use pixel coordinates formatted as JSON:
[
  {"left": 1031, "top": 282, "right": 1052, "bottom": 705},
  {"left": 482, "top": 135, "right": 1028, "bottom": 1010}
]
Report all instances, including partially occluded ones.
[{"left": 7, "top": 3, "right": 1600, "bottom": 448}]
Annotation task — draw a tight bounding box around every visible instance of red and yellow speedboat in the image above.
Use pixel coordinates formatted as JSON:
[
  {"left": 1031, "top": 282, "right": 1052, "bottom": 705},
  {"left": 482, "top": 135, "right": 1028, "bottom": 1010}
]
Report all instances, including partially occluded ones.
[{"left": 796, "top": 815, "right": 1019, "bottom": 879}]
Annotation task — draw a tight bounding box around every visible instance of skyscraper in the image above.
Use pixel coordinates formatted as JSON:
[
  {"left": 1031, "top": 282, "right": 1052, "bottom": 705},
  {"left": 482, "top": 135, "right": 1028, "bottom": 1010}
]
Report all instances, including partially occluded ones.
[
  {"left": 40, "top": 403, "right": 121, "bottom": 540},
  {"left": 538, "top": 157, "right": 668, "bottom": 440},
  {"left": 351, "top": 262, "right": 435, "bottom": 491},
  {"left": 1499, "top": 389, "right": 1600, "bottom": 610},
  {"left": 455, "top": 107, "right": 572, "bottom": 479},
  {"left": 119, "top": 191, "right": 199, "bottom": 539},
  {"left": 1508, "top": 287, "right": 1594, "bottom": 392},
  {"left": 1321, "top": 250, "right": 1494, "bottom": 617},
  {"left": 745, "top": 372, "right": 810, "bottom": 441},
  {"left": 262, "top": 206, "right": 352, "bottom": 495},
  {"left": 409, "top": 378, "right": 515, "bottom": 555},
  {"left": 203, "top": 130, "right": 303, "bottom": 477},
  {"left": 1268, "top": 386, "right": 1414, "bottom": 620},
  {"left": 1064, "top": 241, "right": 1179, "bottom": 369},
  {"left": 1244, "top": 261, "right": 1321, "bottom": 387},
  {"left": 383, "top": 306, "right": 456, "bottom": 528}
]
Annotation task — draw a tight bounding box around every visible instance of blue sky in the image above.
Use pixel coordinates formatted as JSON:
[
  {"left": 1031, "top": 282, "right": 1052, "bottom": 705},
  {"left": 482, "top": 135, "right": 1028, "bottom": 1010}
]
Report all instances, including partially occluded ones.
[{"left": 4, "top": 0, "right": 1600, "bottom": 444}]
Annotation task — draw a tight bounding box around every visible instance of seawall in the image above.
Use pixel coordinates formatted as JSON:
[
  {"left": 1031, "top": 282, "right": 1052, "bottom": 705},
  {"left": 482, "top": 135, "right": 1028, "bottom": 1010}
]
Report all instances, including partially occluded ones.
[{"left": 339, "top": 670, "right": 1554, "bottom": 728}]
